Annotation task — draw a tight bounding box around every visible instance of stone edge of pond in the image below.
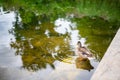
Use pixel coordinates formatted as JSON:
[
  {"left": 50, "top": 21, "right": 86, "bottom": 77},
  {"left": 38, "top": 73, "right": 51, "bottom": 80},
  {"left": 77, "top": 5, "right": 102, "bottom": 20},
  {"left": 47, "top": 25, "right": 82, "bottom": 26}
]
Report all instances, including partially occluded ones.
[{"left": 91, "top": 28, "right": 120, "bottom": 80}]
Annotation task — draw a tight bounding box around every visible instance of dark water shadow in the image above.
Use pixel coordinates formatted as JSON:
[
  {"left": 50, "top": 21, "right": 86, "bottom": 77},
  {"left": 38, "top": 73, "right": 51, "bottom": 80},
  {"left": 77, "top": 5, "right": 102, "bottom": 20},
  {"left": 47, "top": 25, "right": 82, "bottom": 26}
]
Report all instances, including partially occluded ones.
[{"left": 75, "top": 57, "right": 94, "bottom": 71}]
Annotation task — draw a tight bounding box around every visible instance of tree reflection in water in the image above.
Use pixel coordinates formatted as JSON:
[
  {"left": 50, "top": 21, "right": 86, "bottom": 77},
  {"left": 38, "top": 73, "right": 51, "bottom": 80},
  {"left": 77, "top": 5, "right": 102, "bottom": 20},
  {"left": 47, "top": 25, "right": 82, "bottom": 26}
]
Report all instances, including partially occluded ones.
[
  {"left": 8, "top": 7, "right": 119, "bottom": 72},
  {"left": 9, "top": 11, "right": 73, "bottom": 71}
]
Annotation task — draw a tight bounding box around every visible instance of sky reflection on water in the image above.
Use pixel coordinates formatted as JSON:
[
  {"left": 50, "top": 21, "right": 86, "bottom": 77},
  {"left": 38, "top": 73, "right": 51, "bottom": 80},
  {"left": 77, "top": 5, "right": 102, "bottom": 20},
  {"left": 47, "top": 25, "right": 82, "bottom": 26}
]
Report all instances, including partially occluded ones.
[{"left": 0, "top": 11, "right": 22, "bottom": 68}]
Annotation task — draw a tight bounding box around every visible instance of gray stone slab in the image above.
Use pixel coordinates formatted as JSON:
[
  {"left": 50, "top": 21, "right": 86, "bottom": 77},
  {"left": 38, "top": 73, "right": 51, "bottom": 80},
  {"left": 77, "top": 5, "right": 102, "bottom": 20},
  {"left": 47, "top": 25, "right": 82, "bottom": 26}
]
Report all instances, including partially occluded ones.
[{"left": 91, "top": 28, "right": 120, "bottom": 80}]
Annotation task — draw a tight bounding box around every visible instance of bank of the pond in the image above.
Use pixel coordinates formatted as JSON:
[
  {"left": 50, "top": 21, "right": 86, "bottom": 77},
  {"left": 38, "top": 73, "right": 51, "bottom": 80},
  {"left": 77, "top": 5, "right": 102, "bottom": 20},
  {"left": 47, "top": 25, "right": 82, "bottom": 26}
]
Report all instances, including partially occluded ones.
[
  {"left": 0, "top": 0, "right": 120, "bottom": 22},
  {"left": 91, "top": 28, "right": 120, "bottom": 80}
]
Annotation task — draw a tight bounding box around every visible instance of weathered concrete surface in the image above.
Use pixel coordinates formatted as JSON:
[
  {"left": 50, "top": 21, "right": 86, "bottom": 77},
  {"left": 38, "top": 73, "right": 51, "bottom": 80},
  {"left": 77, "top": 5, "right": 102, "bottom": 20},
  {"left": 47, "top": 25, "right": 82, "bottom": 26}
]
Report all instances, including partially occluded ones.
[{"left": 91, "top": 28, "right": 120, "bottom": 80}]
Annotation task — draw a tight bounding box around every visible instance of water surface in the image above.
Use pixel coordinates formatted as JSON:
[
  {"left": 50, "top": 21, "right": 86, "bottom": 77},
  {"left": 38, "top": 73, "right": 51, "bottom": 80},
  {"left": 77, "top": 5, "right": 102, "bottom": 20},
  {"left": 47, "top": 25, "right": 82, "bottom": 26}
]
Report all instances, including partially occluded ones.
[{"left": 0, "top": 4, "right": 119, "bottom": 80}]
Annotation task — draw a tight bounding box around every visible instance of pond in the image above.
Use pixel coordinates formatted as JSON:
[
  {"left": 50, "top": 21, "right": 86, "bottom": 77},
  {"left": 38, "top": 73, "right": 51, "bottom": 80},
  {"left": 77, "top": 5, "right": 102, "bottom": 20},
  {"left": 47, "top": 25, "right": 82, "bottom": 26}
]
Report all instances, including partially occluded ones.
[{"left": 0, "top": 1, "right": 119, "bottom": 80}]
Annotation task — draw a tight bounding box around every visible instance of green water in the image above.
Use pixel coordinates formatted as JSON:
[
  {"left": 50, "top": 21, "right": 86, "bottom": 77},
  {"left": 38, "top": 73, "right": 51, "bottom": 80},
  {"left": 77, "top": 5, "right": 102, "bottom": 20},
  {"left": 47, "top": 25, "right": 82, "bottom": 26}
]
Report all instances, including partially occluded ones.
[
  {"left": 0, "top": 0, "right": 120, "bottom": 79},
  {"left": 10, "top": 18, "right": 72, "bottom": 70},
  {"left": 72, "top": 16, "right": 119, "bottom": 60},
  {"left": 8, "top": 10, "right": 118, "bottom": 70}
]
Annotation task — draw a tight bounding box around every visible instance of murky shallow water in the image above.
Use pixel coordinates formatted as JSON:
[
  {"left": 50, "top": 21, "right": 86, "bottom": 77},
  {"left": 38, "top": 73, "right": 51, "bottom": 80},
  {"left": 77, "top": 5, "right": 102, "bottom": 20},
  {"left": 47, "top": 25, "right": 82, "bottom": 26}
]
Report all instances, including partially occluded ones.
[{"left": 0, "top": 9, "right": 118, "bottom": 80}]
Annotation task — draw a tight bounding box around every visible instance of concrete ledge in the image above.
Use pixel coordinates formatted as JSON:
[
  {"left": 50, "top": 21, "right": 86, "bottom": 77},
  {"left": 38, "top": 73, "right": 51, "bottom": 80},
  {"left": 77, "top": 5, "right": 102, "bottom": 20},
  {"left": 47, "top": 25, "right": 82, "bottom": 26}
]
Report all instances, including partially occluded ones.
[{"left": 91, "top": 28, "right": 120, "bottom": 80}]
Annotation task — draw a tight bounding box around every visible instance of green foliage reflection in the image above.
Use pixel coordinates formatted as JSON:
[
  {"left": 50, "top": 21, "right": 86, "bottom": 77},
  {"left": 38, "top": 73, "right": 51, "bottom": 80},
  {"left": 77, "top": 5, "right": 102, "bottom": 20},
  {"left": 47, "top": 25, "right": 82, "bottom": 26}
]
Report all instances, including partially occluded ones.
[
  {"left": 10, "top": 11, "right": 72, "bottom": 71},
  {"left": 2, "top": 0, "right": 119, "bottom": 70},
  {"left": 73, "top": 16, "right": 119, "bottom": 61}
]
